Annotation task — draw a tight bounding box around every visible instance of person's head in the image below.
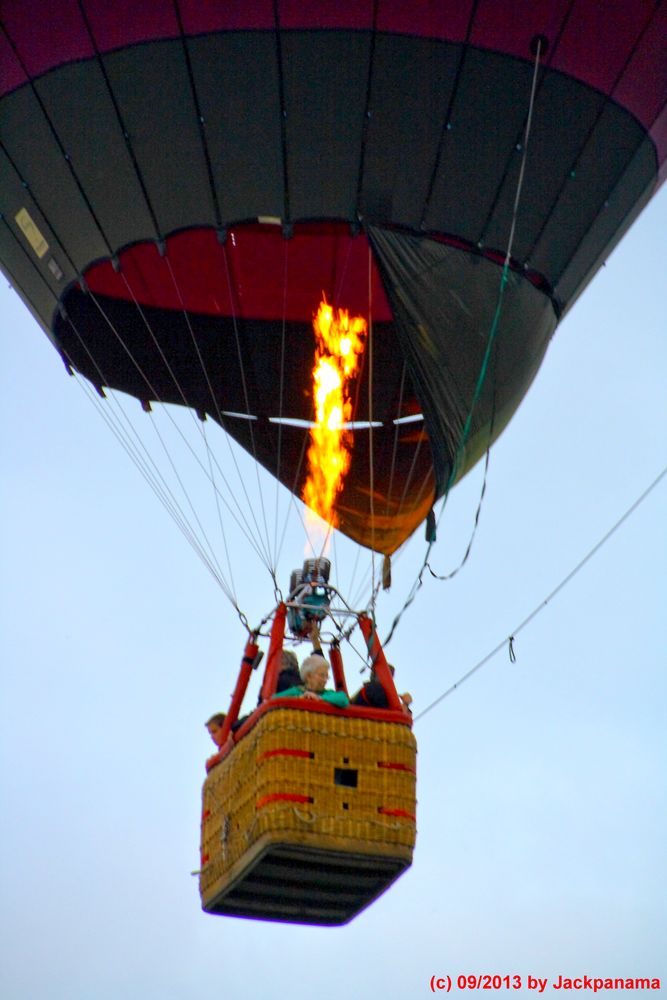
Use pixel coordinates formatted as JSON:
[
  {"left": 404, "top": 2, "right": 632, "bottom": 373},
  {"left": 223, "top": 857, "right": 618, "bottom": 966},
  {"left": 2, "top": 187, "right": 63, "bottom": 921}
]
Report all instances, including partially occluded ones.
[
  {"left": 300, "top": 654, "right": 329, "bottom": 693},
  {"left": 280, "top": 649, "right": 299, "bottom": 673},
  {"left": 205, "top": 713, "right": 227, "bottom": 748}
]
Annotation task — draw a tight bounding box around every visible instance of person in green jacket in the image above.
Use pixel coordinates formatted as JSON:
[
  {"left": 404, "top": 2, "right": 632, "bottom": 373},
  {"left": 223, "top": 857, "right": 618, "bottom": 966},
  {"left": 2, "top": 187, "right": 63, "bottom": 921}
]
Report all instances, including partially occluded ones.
[{"left": 273, "top": 653, "right": 349, "bottom": 708}]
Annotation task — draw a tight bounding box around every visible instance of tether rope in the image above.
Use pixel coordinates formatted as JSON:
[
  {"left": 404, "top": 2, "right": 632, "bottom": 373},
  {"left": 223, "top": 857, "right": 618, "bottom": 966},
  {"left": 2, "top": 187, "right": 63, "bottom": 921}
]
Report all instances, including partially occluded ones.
[{"left": 413, "top": 464, "right": 667, "bottom": 723}]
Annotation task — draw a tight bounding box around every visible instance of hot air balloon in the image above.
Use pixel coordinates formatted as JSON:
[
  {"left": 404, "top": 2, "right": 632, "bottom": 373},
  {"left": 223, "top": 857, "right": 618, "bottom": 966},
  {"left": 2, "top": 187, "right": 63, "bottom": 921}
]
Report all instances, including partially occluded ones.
[{"left": 1, "top": 0, "right": 665, "bottom": 925}]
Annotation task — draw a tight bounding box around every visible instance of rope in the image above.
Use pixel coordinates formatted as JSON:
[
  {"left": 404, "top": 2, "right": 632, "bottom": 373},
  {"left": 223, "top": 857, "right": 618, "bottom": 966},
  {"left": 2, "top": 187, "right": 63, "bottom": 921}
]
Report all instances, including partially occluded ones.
[
  {"left": 413, "top": 464, "right": 667, "bottom": 723},
  {"left": 427, "top": 370, "right": 498, "bottom": 581}
]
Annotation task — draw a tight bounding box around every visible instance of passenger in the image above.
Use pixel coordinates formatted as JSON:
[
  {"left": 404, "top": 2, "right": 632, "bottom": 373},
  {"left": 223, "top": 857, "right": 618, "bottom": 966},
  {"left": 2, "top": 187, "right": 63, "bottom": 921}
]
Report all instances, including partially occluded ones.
[
  {"left": 273, "top": 654, "right": 349, "bottom": 708},
  {"left": 351, "top": 665, "right": 412, "bottom": 712},
  {"left": 276, "top": 623, "right": 324, "bottom": 692},
  {"left": 205, "top": 712, "right": 234, "bottom": 755},
  {"left": 276, "top": 648, "right": 302, "bottom": 692}
]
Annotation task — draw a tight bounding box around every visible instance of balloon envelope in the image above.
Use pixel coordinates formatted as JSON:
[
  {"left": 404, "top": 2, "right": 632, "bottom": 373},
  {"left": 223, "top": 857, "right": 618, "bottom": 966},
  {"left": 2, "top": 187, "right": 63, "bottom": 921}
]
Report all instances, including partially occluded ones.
[{"left": 1, "top": 1, "right": 665, "bottom": 552}]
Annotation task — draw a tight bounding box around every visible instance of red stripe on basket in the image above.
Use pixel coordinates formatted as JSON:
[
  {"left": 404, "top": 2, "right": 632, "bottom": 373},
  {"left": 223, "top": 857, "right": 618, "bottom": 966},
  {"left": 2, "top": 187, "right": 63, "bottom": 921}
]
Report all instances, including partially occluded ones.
[
  {"left": 256, "top": 793, "right": 313, "bottom": 810},
  {"left": 377, "top": 761, "right": 416, "bottom": 773},
  {"left": 258, "top": 748, "right": 313, "bottom": 761},
  {"left": 378, "top": 807, "right": 416, "bottom": 822},
  {"left": 202, "top": 809, "right": 211, "bottom": 819},
  {"left": 201, "top": 853, "right": 209, "bottom": 864}
]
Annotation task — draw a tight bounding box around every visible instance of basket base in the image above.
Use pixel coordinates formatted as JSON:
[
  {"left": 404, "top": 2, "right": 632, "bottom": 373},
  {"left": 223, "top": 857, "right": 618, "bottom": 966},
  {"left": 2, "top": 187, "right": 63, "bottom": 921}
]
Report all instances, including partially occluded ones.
[{"left": 202, "top": 837, "right": 411, "bottom": 926}]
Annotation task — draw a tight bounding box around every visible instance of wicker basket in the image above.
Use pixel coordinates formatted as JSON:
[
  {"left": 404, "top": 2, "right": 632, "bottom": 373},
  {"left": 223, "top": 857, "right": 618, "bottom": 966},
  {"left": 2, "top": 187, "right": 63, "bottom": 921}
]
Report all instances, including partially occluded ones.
[{"left": 200, "top": 702, "right": 417, "bottom": 925}]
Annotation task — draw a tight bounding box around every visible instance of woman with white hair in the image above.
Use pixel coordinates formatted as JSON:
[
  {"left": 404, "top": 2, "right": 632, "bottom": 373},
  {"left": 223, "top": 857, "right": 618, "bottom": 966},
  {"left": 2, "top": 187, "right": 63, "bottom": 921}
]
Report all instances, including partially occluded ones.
[{"left": 273, "top": 653, "right": 349, "bottom": 708}]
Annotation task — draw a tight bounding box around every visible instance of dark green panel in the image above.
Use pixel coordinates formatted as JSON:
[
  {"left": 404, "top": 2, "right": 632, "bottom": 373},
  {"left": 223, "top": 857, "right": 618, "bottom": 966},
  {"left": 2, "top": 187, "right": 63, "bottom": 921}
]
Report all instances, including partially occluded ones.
[
  {"left": 0, "top": 147, "right": 75, "bottom": 330},
  {"left": 282, "top": 31, "right": 369, "bottom": 220},
  {"left": 481, "top": 69, "right": 606, "bottom": 260},
  {"left": 555, "top": 137, "right": 656, "bottom": 311},
  {"left": 361, "top": 34, "right": 459, "bottom": 228},
  {"left": 1, "top": 84, "right": 108, "bottom": 271},
  {"left": 532, "top": 100, "right": 655, "bottom": 290},
  {"left": 104, "top": 40, "right": 216, "bottom": 234},
  {"left": 0, "top": 221, "right": 60, "bottom": 340},
  {"left": 36, "top": 58, "right": 157, "bottom": 250},
  {"left": 422, "top": 47, "right": 534, "bottom": 239},
  {"left": 189, "top": 32, "right": 284, "bottom": 222},
  {"left": 368, "top": 226, "right": 557, "bottom": 496}
]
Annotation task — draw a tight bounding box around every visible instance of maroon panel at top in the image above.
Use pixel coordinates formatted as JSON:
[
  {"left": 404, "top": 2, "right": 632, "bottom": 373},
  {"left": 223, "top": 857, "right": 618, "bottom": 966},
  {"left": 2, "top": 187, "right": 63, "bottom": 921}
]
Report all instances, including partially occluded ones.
[
  {"left": 83, "top": 224, "right": 393, "bottom": 322},
  {"left": 469, "top": 0, "right": 570, "bottom": 63},
  {"left": 1, "top": 0, "right": 664, "bottom": 142},
  {"left": 0, "top": 27, "right": 26, "bottom": 94},
  {"left": 614, "top": 3, "right": 667, "bottom": 158},
  {"left": 279, "top": 0, "right": 374, "bottom": 30},
  {"left": 549, "top": 0, "right": 656, "bottom": 99},
  {"left": 82, "top": 1, "right": 179, "bottom": 52},
  {"left": 376, "top": 0, "right": 473, "bottom": 40},
  {"left": 1, "top": 0, "right": 94, "bottom": 80},
  {"left": 179, "top": 0, "right": 275, "bottom": 33}
]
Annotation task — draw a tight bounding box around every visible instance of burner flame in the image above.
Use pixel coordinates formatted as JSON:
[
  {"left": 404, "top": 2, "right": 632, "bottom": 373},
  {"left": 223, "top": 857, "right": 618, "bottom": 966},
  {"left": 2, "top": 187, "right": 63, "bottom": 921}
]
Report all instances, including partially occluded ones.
[{"left": 302, "top": 299, "right": 366, "bottom": 535}]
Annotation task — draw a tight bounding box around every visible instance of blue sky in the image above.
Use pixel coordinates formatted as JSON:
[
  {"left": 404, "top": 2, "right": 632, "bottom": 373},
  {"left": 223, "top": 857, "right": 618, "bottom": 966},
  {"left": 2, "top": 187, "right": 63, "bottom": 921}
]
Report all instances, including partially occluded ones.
[{"left": 1, "top": 186, "right": 665, "bottom": 1000}]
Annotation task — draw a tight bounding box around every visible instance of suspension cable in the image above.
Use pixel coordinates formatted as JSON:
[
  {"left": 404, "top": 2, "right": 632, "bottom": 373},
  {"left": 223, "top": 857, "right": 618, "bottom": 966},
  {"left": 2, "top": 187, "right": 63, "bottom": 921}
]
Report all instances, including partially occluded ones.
[
  {"left": 85, "top": 284, "right": 273, "bottom": 572},
  {"left": 220, "top": 238, "right": 275, "bottom": 576}
]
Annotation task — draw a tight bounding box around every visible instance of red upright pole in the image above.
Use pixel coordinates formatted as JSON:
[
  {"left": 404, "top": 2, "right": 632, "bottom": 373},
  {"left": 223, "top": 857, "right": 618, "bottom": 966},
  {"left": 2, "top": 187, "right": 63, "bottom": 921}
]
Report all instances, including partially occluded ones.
[
  {"left": 259, "top": 603, "right": 287, "bottom": 701},
  {"left": 219, "top": 634, "right": 259, "bottom": 743},
  {"left": 329, "top": 642, "right": 348, "bottom": 696},
  {"left": 358, "top": 614, "right": 402, "bottom": 711}
]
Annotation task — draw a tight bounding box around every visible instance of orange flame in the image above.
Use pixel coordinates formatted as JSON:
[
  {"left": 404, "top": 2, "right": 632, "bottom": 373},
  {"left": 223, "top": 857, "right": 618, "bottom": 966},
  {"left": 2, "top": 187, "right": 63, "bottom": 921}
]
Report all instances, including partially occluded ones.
[{"left": 302, "top": 299, "right": 366, "bottom": 530}]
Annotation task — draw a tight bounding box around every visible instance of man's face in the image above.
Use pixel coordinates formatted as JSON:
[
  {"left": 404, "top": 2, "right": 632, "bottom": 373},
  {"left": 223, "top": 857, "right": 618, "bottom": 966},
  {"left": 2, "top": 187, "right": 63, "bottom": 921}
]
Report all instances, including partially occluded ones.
[
  {"left": 304, "top": 663, "right": 329, "bottom": 693},
  {"left": 206, "top": 721, "right": 226, "bottom": 748}
]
